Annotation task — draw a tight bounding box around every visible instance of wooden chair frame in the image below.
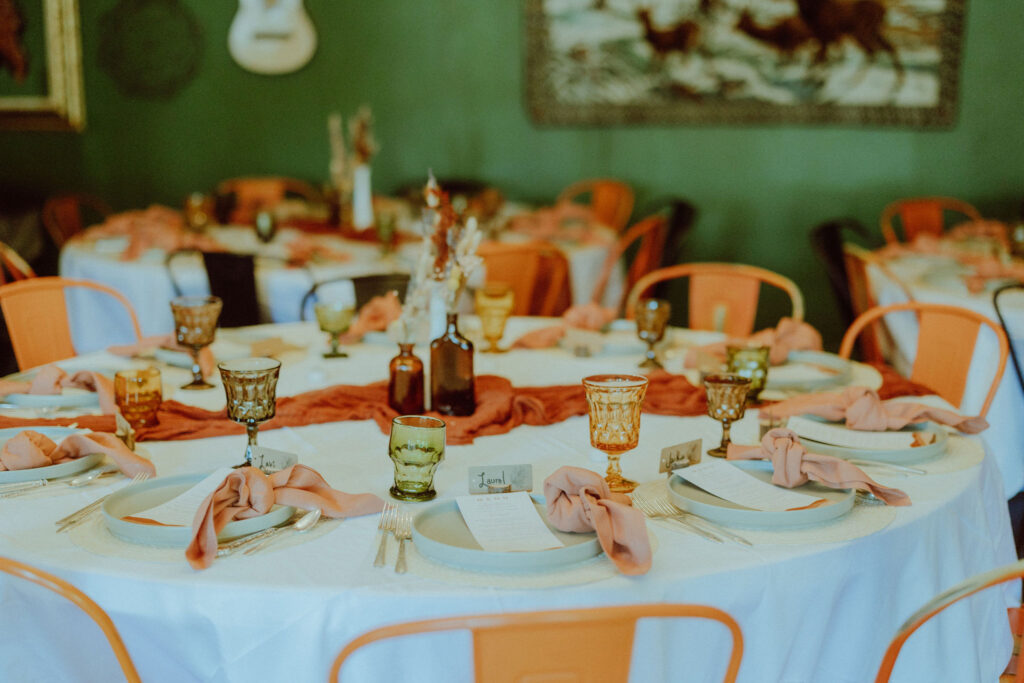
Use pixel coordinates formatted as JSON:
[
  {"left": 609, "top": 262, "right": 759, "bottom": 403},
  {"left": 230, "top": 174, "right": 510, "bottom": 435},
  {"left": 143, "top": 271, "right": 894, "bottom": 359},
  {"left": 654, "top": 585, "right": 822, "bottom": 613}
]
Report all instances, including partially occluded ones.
[
  {"left": 591, "top": 214, "right": 667, "bottom": 311},
  {"left": 41, "top": 193, "right": 113, "bottom": 248},
  {"left": 0, "top": 277, "right": 142, "bottom": 370},
  {"left": 880, "top": 196, "right": 981, "bottom": 245},
  {"left": 0, "top": 556, "right": 141, "bottom": 683},
  {"left": 624, "top": 262, "right": 804, "bottom": 337},
  {"left": 994, "top": 284, "right": 1024, "bottom": 397},
  {"left": 330, "top": 604, "right": 743, "bottom": 683},
  {"left": 838, "top": 301, "right": 1008, "bottom": 416},
  {"left": 477, "top": 241, "right": 572, "bottom": 316},
  {"left": 557, "top": 178, "right": 635, "bottom": 232},
  {"left": 0, "top": 240, "right": 36, "bottom": 285}
]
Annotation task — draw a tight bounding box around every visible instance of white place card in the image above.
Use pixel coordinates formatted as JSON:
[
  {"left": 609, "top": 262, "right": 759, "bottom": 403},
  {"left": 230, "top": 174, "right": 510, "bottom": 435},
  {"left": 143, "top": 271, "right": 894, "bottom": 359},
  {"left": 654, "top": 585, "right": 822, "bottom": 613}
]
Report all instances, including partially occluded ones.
[
  {"left": 455, "top": 492, "right": 565, "bottom": 552},
  {"left": 467, "top": 464, "right": 533, "bottom": 495},
  {"left": 788, "top": 416, "right": 916, "bottom": 451},
  {"left": 249, "top": 446, "right": 298, "bottom": 473},
  {"left": 676, "top": 460, "right": 823, "bottom": 512},
  {"left": 660, "top": 440, "right": 702, "bottom": 474},
  {"left": 128, "top": 467, "right": 234, "bottom": 526}
]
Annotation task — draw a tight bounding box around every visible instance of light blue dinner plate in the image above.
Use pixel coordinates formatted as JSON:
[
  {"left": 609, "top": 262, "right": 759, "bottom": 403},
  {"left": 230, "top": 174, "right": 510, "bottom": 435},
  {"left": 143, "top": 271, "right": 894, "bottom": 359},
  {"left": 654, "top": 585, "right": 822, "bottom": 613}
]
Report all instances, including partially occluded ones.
[
  {"left": 796, "top": 417, "right": 948, "bottom": 465},
  {"left": 0, "top": 427, "right": 101, "bottom": 484},
  {"left": 765, "top": 350, "right": 853, "bottom": 393}
]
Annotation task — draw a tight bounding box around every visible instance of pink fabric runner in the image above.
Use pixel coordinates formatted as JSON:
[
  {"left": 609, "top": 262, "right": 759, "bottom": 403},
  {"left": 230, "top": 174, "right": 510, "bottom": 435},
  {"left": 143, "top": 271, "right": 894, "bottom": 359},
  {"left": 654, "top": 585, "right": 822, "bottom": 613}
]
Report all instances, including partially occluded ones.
[{"left": 0, "top": 429, "right": 155, "bottom": 477}]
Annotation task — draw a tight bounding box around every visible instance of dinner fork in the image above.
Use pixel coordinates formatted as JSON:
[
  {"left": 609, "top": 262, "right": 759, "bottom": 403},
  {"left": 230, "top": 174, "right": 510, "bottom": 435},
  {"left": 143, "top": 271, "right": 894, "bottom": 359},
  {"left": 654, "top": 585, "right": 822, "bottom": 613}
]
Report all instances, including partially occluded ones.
[
  {"left": 630, "top": 491, "right": 722, "bottom": 543},
  {"left": 394, "top": 513, "right": 412, "bottom": 574},
  {"left": 373, "top": 502, "right": 396, "bottom": 568},
  {"left": 637, "top": 493, "right": 753, "bottom": 546},
  {"left": 56, "top": 472, "right": 149, "bottom": 532}
]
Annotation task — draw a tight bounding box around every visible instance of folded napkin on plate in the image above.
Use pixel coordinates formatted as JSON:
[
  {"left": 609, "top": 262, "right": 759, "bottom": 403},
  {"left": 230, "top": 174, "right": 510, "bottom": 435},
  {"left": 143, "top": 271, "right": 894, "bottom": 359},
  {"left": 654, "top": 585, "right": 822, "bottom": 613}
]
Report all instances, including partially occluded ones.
[
  {"left": 0, "top": 429, "right": 155, "bottom": 477},
  {"left": 543, "top": 466, "right": 651, "bottom": 575},
  {"left": 684, "top": 317, "right": 822, "bottom": 368},
  {"left": 511, "top": 303, "right": 616, "bottom": 349},
  {"left": 339, "top": 291, "right": 403, "bottom": 344},
  {"left": 761, "top": 386, "right": 987, "bottom": 433},
  {"left": 0, "top": 365, "right": 116, "bottom": 415},
  {"left": 185, "top": 464, "right": 384, "bottom": 570},
  {"left": 108, "top": 334, "right": 216, "bottom": 378},
  {"left": 727, "top": 428, "right": 910, "bottom": 506}
]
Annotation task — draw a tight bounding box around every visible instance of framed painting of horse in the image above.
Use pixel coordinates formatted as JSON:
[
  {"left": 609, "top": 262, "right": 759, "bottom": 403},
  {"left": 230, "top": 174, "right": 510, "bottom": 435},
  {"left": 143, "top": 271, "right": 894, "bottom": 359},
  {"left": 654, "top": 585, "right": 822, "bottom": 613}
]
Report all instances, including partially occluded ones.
[{"left": 525, "top": 0, "right": 966, "bottom": 127}]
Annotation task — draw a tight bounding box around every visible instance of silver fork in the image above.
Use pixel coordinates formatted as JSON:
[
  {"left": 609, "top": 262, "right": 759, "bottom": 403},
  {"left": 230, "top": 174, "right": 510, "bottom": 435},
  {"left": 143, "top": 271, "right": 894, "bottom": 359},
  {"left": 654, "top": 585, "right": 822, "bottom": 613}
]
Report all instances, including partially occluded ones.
[
  {"left": 631, "top": 490, "right": 723, "bottom": 543},
  {"left": 394, "top": 513, "right": 411, "bottom": 574},
  {"left": 56, "top": 472, "right": 149, "bottom": 532},
  {"left": 639, "top": 493, "right": 752, "bottom": 546},
  {"left": 373, "top": 502, "right": 396, "bottom": 568}
]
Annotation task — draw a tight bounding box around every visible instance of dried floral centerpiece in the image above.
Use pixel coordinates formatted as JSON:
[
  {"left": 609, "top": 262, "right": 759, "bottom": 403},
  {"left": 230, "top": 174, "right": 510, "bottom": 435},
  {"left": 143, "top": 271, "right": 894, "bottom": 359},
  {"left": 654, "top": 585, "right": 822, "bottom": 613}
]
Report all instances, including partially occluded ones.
[{"left": 349, "top": 106, "right": 377, "bottom": 230}]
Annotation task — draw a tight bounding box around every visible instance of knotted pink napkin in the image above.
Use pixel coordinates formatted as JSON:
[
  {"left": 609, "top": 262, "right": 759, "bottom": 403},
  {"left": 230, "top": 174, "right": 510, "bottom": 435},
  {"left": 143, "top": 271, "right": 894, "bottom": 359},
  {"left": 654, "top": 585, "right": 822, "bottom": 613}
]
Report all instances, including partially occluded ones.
[
  {"left": 544, "top": 466, "right": 651, "bottom": 575},
  {"left": 339, "top": 291, "right": 403, "bottom": 344},
  {"left": 0, "top": 366, "right": 116, "bottom": 414},
  {"left": 512, "top": 303, "right": 616, "bottom": 349},
  {"left": 727, "top": 428, "right": 911, "bottom": 506},
  {"left": 0, "top": 429, "right": 155, "bottom": 477},
  {"left": 108, "top": 334, "right": 216, "bottom": 378},
  {"left": 186, "top": 464, "right": 384, "bottom": 570},
  {"left": 761, "top": 386, "right": 988, "bottom": 433},
  {"left": 684, "top": 317, "right": 822, "bottom": 368}
]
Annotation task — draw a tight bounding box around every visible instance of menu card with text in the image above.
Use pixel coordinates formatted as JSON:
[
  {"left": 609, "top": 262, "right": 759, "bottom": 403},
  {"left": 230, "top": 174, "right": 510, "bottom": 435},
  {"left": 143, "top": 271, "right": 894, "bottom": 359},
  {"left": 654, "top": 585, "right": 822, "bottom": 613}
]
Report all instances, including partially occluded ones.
[
  {"left": 456, "top": 492, "right": 565, "bottom": 552},
  {"left": 676, "top": 460, "right": 824, "bottom": 512}
]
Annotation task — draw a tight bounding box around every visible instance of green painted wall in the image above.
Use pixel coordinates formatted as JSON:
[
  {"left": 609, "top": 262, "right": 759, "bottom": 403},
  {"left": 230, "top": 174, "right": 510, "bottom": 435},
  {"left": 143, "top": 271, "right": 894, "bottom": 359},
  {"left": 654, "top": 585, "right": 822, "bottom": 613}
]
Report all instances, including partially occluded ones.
[{"left": 2, "top": 1, "right": 1023, "bottom": 343}]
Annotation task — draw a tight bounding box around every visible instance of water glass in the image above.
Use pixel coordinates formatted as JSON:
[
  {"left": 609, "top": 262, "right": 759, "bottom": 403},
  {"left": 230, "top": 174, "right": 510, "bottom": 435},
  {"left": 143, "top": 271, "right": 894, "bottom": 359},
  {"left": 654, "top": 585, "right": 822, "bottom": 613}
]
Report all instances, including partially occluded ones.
[
  {"left": 726, "top": 345, "right": 770, "bottom": 403},
  {"left": 114, "top": 367, "right": 162, "bottom": 428},
  {"left": 219, "top": 358, "right": 281, "bottom": 468},
  {"left": 315, "top": 300, "right": 355, "bottom": 358},
  {"left": 474, "top": 283, "right": 515, "bottom": 353},
  {"left": 704, "top": 373, "right": 750, "bottom": 457},
  {"left": 170, "top": 295, "right": 222, "bottom": 390},
  {"left": 582, "top": 374, "right": 649, "bottom": 493},
  {"left": 389, "top": 415, "right": 446, "bottom": 501}
]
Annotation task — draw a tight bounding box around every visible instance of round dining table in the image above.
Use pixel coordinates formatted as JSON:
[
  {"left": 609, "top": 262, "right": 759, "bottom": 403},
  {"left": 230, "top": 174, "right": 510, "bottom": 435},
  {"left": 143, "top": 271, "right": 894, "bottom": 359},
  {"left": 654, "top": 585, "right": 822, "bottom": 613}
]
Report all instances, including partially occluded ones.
[{"left": 0, "top": 319, "right": 1015, "bottom": 683}]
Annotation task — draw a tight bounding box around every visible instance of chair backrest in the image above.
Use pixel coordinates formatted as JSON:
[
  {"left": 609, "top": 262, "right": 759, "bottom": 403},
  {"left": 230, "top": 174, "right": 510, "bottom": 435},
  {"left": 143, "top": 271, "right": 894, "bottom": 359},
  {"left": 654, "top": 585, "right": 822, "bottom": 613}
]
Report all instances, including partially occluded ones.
[
  {"left": 166, "top": 250, "right": 261, "bottom": 328},
  {"left": 841, "top": 243, "right": 891, "bottom": 363},
  {"left": 216, "top": 177, "right": 322, "bottom": 225},
  {"left": 330, "top": 604, "right": 744, "bottom": 683},
  {"left": 0, "top": 556, "right": 141, "bottom": 683},
  {"left": 590, "top": 214, "right": 667, "bottom": 310},
  {"left": 557, "top": 178, "right": 635, "bottom": 232},
  {"left": 810, "top": 218, "right": 871, "bottom": 329},
  {"left": 0, "top": 277, "right": 142, "bottom": 370},
  {"left": 992, "top": 284, "right": 1024, "bottom": 396},
  {"left": 477, "top": 241, "right": 572, "bottom": 316},
  {"left": 880, "top": 197, "right": 982, "bottom": 244},
  {"left": 41, "top": 194, "right": 113, "bottom": 248},
  {"left": 0, "top": 240, "right": 36, "bottom": 285},
  {"left": 625, "top": 263, "right": 804, "bottom": 337},
  {"left": 838, "top": 301, "right": 1008, "bottom": 416},
  {"left": 875, "top": 558, "right": 1024, "bottom": 683},
  {"left": 300, "top": 273, "right": 411, "bottom": 321}
]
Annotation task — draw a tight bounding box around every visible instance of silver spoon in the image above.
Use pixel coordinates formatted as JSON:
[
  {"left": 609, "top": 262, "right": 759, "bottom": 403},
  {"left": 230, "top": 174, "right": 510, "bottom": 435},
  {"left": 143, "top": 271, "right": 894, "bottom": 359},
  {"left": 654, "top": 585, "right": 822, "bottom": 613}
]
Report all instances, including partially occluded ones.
[
  {"left": 243, "top": 508, "right": 322, "bottom": 555},
  {"left": 68, "top": 465, "right": 119, "bottom": 487}
]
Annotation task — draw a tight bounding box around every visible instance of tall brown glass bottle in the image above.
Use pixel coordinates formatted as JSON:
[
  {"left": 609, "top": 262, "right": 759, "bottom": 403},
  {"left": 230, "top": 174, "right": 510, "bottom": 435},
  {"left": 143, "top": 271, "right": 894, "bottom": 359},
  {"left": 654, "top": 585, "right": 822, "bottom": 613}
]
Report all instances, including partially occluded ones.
[
  {"left": 430, "top": 313, "right": 475, "bottom": 416},
  {"left": 388, "top": 343, "right": 424, "bottom": 414}
]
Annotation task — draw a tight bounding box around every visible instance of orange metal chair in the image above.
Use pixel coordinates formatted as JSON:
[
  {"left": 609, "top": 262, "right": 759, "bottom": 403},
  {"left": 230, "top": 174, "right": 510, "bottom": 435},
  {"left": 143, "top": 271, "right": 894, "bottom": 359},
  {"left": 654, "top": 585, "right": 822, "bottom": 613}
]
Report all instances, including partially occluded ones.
[
  {"left": 41, "top": 193, "right": 113, "bottom": 248},
  {"left": 0, "top": 240, "right": 36, "bottom": 284},
  {"left": 0, "top": 556, "right": 141, "bottom": 683},
  {"left": 875, "top": 558, "right": 1024, "bottom": 683},
  {"left": 216, "top": 176, "right": 322, "bottom": 225},
  {"left": 591, "top": 214, "right": 668, "bottom": 311},
  {"left": 0, "top": 277, "right": 142, "bottom": 370},
  {"left": 839, "top": 301, "right": 1008, "bottom": 417},
  {"left": 880, "top": 197, "right": 982, "bottom": 244},
  {"left": 557, "top": 178, "right": 635, "bottom": 232},
  {"left": 625, "top": 263, "right": 805, "bottom": 337},
  {"left": 477, "top": 241, "right": 572, "bottom": 316},
  {"left": 329, "top": 604, "right": 744, "bottom": 683}
]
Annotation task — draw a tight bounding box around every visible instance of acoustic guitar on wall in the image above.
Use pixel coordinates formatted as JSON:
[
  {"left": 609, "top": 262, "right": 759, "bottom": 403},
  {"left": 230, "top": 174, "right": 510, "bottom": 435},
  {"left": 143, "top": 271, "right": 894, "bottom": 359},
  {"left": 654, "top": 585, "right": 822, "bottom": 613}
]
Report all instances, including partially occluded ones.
[{"left": 228, "top": 0, "right": 317, "bottom": 75}]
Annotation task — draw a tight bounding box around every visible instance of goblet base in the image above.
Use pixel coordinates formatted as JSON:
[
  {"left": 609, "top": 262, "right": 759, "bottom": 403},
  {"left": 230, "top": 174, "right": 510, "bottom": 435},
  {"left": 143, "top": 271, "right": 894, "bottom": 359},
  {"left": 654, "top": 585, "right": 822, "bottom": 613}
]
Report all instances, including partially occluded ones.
[
  {"left": 639, "top": 357, "right": 663, "bottom": 370},
  {"left": 483, "top": 344, "right": 508, "bottom": 354},
  {"left": 322, "top": 350, "right": 349, "bottom": 359},
  {"left": 180, "top": 379, "right": 215, "bottom": 390},
  {"left": 390, "top": 485, "right": 436, "bottom": 502},
  {"left": 706, "top": 446, "right": 728, "bottom": 458},
  {"left": 604, "top": 471, "right": 637, "bottom": 494}
]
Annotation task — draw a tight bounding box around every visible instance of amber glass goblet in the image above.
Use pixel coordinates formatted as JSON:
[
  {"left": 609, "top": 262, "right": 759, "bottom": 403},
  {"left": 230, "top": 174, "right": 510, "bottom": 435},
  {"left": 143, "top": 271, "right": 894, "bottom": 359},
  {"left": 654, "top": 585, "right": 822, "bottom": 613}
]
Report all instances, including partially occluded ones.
[
  {"left": 726, "top": 345, "right": 770, "bottom": 403},
  {"left": 114, "top": 367, "right": 162, "bottom": 428},
  {"left": 582, "top": 374, "right": 649, "bottom": 493},
  {"left": 184, "top": 192, "right": 214, "bottom": 232},
  {"left": 315, "top": 301, "right": 355, "bottom": 358},
  {"left": 704, "top": 373, "right": 751, "bottom": 458},
  {"left": 634, "top": 298, "right": 671, "bottom": 369},
  {"left": 170, "top": 295, "right": 222, "bottom": 390},
  {"left": 219, "top": 358, "right": 281, "bottom": 468},
  {"left": 474, "top": 283, "right": 515, "bottom": 353}
]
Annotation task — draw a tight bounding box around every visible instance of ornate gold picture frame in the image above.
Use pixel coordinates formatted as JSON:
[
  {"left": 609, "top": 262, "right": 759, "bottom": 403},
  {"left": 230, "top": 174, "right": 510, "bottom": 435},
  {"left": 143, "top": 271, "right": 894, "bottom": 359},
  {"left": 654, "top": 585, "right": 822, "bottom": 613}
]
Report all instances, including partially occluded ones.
[{"left": 0, "top": 0, "right": 85, "bottom": 131}]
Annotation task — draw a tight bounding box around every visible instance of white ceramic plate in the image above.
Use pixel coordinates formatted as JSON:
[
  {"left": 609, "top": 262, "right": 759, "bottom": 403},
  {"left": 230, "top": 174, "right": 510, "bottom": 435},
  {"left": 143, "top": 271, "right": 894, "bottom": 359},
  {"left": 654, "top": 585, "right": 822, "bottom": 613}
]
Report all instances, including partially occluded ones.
[
  {"left": 102, "top": 472, "right": 295, "bottom": 547},
  {"left": 0, "top": 427, "right": 102, "bottom": 484},
  {"left": 797, "top": 419, "right": 948, "bottom": 465},
  {"left": 766, "top": 351, "right": 853, "bottom": 392},
  {"left": 668, "top": 460, "right": 854, "bottom": 530},
  {"left": 412, "top": 495, "right": 602, "bottom": 573}
]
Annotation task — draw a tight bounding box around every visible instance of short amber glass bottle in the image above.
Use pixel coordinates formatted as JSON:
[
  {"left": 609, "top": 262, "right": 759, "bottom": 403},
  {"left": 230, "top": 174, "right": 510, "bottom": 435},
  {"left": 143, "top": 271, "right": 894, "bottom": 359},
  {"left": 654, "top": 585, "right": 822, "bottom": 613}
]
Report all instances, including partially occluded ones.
[
  {"left": 388, "top": 343, "right": 425, "bottom": 414},
  {"left": 430, "top": 313, "right": 476, "bottom": 416}
]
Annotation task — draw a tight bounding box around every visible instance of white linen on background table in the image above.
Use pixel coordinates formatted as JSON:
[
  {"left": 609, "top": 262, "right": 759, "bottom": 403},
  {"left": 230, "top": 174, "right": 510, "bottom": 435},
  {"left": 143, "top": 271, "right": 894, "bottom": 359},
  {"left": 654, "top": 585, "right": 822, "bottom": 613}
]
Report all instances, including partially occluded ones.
[{"left": 0, "top": 321, "right": 1015, "bottom": 683}]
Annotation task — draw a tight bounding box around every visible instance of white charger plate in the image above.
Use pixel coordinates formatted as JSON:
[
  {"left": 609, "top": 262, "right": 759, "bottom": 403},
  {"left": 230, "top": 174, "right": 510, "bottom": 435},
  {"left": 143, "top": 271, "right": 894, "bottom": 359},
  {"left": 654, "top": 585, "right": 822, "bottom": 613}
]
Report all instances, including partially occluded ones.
[
  {"left": 668, "top": 460, "right": 854, "bottom": 530},
  {"left": 766, "top": 351, "right": 853, "bottom": 392},
  {"left": 5, "top": 387, "right": 99, "bottom": 410},
  {"left": 0, "top": 427, "right": 101, "bottom": 484},
  {"left": 102, "top": 472, "right": 295, "bottom": 547},
  {"left": 412, "top": 495, "right": 602, "bottom": 573},
  {"left": 797, "top": 419, "right": 948, "bottom": 465}
]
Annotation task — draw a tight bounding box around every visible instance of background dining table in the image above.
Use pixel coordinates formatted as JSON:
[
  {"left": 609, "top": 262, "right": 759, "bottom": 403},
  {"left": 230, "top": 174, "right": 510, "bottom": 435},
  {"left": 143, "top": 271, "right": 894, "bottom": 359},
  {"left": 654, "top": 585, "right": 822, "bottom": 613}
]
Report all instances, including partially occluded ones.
[{"left": 0, "top": 318, "right": 1015, "bottom": 682}]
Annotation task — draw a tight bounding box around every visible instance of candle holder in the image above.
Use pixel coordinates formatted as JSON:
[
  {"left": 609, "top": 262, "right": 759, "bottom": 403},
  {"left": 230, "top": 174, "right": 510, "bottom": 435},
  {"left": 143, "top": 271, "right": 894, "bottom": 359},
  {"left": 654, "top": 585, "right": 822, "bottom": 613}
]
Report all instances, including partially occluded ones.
[
  {"left": 634, "top": 298, "right": 671, "bottom": 369},
  {"left": 219, "top": 358, "right": 281, "bottom": 469},
  {"left": 582, "top": 374, "right": 649, "bottom": 493},
  {"left": 726, "top": 345, "right": 770, "bottom": 403},
  {"left": 704, "top": 373, "right": 751, "bottom": 458},
  {"left": 315, "top": 300, "right": 355, "bottom": 358},
  {"left": 170, "top": 295, "right": 222, "bottom": 390},
  {"left": 474, "top": 283, "right": 515, "bottom": 353}
]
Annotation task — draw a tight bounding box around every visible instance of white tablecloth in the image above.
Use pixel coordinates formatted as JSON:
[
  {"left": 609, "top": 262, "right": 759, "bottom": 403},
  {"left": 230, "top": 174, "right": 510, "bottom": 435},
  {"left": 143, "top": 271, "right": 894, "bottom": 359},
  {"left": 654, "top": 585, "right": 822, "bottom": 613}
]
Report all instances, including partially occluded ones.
[
  {"left": 868, "top": 253, "right": 1024, "bottom": 498},
  {"left": 0, "top": 321, "right": 1015, "bottom": 682}
]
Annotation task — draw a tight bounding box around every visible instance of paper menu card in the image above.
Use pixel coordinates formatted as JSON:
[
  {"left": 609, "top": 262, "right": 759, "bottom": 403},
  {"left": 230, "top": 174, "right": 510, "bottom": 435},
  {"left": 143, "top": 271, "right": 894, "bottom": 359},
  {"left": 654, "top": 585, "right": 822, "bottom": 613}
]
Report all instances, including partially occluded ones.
[
  {"left": 455, "top": 492, "right": 565, "bottom": 552},
  {"left": 675, "top": 460, "right": 823, "bottom": 512},
  {"left": 126, "top": 467, "right": 233, "bottom": 526},
  {"left": 788, "top": 416, "right": 916, "bottom": 451}
]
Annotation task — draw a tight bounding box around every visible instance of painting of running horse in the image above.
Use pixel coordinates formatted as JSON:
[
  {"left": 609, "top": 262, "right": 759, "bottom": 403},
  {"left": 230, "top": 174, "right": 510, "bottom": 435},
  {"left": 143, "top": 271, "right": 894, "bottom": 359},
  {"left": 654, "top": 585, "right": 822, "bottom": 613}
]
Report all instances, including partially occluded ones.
[{"left": 525, "top": 0, "right": 966, "bottom": 127}]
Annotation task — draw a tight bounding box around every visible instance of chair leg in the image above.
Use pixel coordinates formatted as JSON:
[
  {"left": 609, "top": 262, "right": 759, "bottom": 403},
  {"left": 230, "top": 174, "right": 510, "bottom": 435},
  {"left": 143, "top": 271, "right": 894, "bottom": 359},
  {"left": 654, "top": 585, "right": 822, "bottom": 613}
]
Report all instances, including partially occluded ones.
[{"left": 1009, "top": 492, "right": 1024, "bottom": 561}]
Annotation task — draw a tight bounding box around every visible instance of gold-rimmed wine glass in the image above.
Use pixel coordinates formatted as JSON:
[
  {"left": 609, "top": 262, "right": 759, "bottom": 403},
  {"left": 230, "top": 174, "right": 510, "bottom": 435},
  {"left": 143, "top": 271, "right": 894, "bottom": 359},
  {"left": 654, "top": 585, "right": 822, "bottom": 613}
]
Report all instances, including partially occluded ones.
[
  {"left": 704, "top": 373, "right": 751, "bottom": 458},
  {"left": 582, "top": 374, "right": 649, "bottom": 493},
  {"left": 474, "top": 283, "right": 515, "bottom": 353},
  {"left": 634, "top": 298, "right": 671, "bottom": 369},
  {"left": 218, "top": 357, "right": 281, "bottom": 469},
  {"left": 314, "top": 300, "right": 355, "bottom": 358},
  {"left": 170, "top": 295, "right": 222, "bottom": 390}
]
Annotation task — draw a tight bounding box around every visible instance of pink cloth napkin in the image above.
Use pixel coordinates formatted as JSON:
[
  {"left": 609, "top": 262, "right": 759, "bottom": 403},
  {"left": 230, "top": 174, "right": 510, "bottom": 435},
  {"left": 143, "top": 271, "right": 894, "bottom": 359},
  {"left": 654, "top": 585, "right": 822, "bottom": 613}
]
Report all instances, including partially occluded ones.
[
  {"left": 81, "top": 206, "right": 223, "bottom": 261},
  {"left": 185, "top": 465, "right": 384, "bottom": 570},
  {"left": 0, "top": 429, "right": 155, "bottom": 477},
  {"left": 511, "top": 303, "right": 616, "bottom": 349},
  {"left": 544, "top": 466, "right": 652, "bottom": 575},
  {"left": 761, "top": 386, "right": 988, "bottom": 433},
  {"left": 108, "top": 334, "right": 216, "bottom": 379},
  {"left": 727, "top": 428, "right": 910, "bottom": 506},
  {"left": 339, "top": 291, "right": 403, "bottom": 344},
  {"left": 684, "top": 317, "right": 822, "bottom": 368},
  {"left": 0, "top": 366, "right": 116, "bottom": 415}
]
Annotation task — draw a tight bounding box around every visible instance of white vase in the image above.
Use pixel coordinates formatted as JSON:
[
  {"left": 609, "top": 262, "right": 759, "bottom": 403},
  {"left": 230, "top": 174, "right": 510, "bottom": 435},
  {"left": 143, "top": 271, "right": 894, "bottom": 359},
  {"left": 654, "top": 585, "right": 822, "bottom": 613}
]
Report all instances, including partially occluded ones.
[
  {"left": 352, "top": 164, "right": 374, "bottom": 230},
  {"left": 428, "top": 285, "right": 448, "bottom": 342}
]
